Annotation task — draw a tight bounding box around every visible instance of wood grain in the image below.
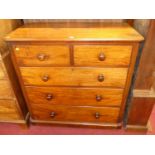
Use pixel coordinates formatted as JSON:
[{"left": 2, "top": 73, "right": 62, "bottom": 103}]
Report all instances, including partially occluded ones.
[
  {"left": 118, "top": 43, "right": 140, "bottom": 121},
  {"left": 0, "top": 100, "right": 21, "bottom": 120},
  {"left": 0, "top": 61, "right": 5, "bottom": 79},
  {"left": 25, "top": 86, "right": 123, "bottom": 107},
  {"left": 127, "top": 97, "right": 155, "bottom": 126},
  {"left": 0, "top": 19, "right": 28, "bottom": 126},
  {"left": 126, "top": 20, "right": 155, "bottom": 130},
  {"left": 3, "top": 50, "right": 28, "bottom": 119},
  {"left": 135, "top": 20, "right": 155, "bottom": 89},
  {"left": 30, "top": 104, "right": 120, "bottom": 123},
  {"left": 74, "top": 45, "right": 132, "bottom": 67},
  {"left": 20, "top": 67, "right": 128, "bottom": 88},
  {"left": 0, "top": 80, "right": 14, "bottom": 99},
  {"left": 5, "top": 23, "right": 144, "bottom": 42},
  {"left": 13, "top": 45, "right": 70, "bottom": 66},
  {"left": 133, "top": 88, "right": 155, "bottom": 98}
]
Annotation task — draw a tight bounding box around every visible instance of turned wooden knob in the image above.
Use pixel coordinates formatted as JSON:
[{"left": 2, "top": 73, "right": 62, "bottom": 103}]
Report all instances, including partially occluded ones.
[
  {"left": 42, "top": 75, "right": 49, "bottom": 82},
  {"left": 50, "top": 112, "right": 56, "bottom": 118},
  {"left": 98, "top": 53, "right": 106, "bottom": 61},
  {"left": 96, "top": 95, "right": 103, "bottom": 101},
  {"left": 37, "top": 53, "right": 46, "bottom": 61},
  {"left": 98, "top": 74, "right": 104, "bottom": 82},
  {"left": 46, "top": 94, "right": 53, "bottom": 100},
  {"left": 95, "top": 112, "right": 100, "bottom": 119}
]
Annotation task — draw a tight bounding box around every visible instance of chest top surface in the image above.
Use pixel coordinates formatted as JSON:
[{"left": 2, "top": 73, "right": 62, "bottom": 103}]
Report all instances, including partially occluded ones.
[{"left": 5, "top": 22, "right": 144, "bottom": 42}]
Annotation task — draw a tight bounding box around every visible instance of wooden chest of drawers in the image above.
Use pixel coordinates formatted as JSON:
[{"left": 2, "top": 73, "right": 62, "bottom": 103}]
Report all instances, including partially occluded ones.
[{"left": 5, "top": 23, "right": 143, "bottom": 128}]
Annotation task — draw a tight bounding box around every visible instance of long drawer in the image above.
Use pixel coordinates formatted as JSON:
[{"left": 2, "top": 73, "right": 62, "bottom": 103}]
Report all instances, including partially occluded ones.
[
  {"left": 13, "top": 45, "right": 70, "bottom": 66},
  {"left": 0, "top": 99, "right": 21, "bottom": 120},
  {"left": 74, "top": 45, "right": 132, "bottom": 67},
  {"left": 20, "top": 67, "right": 128, "bottom": 88},
  {"left": 30, "top": 104, "right": 120, "bottom": 123},
  {"left": 25, "top": 86, "right": 123, "bottom": 107}
]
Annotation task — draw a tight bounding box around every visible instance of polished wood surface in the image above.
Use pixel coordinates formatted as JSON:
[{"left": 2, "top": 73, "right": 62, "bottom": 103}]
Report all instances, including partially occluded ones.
[
  {"left": 20, "top": 67, "right": 128, "bottom": 88},
  {"left": 74, "top": 45, "right": 132, "bottom": 67},
  {"left": 0, "top": 54, "right": 28, "bottom": 123},
  {"left": 0, "top": 61, "right": 5, "bottom": 79},
  {"left": 0, "top": 53, "right": 28, "bottom": 124},
  {"left": 5, "top": 23, "right": 144, "bottom": 42},
  {"left": 0, "top": 80, "right": 13, "bottom": 99},
  {"left": 25, "top": 86, "right": 123, "bottom": 107},
  {"left": 3, "top": 51, "right": 28, "bottom": 117},
  {"left": 135, "top": 20, "right": 155, "bottom": 89},
  {"left": 118, "top": 43, "right": 140, "bottom": 122},
  {"left": 0, "top": 100, "right": 21, "bottom": 120},
  {"left": 126, "top": 20, "right": 155, "bottom": 130},
  {"left": 30, "top": 104, "right": 120, "bottom": 123},
  {"left": 133, "top": 88, "right": 155, "bottom": 98},
  {"left": 13, "top": 45, "right": 70, "bottom": 66},
  {"left": 127, "top": 97, "right": 154, "bottom": 126},
  {"left": 0, "top": 19, "right": 28, "bottom": 126}
]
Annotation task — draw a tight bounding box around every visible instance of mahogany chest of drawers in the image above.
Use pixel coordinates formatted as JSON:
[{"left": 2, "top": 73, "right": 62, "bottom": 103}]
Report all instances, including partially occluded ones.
[{"left": 5, "top": 23, "right": 143, "bottom": 128}]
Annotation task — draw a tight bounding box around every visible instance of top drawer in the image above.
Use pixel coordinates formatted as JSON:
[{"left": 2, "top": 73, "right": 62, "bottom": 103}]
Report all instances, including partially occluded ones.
[
  {"left": 74, "top": 45, "right": 132, "bottom": 67},
  {"left": 13, "top": 45, "right": 70, "bottom": 66}
]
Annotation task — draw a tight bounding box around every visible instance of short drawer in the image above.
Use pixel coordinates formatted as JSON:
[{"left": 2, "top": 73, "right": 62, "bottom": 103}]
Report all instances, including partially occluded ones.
[
  {"left": 0, "top": 80, "right": 14, "bottom": 99},
  {"left": 31, "top": 105, "right": 120, "bottom": 123},
  {"left": 74, "top": 45, "right": 132, "bottom": 67},
  {"left": 20, "top": 67, "right": 128, "bottom": 88},
  {"left": 13, "top": 45, "right": 70, "bottom": 66},
  {"left": 0, "top": 62, "right": 5, "bottom": 80},
  {"left": 25, "top": 86, "right": 123, "bottom": 107},
  {"left": 0, "top": 100, "right": 21, "bottom": 120}
]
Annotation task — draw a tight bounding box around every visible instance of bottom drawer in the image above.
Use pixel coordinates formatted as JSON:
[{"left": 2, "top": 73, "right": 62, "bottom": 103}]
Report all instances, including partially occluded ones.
[
  {"left": 31, "top": 105, "right": 120, "bottom": 123},
  {"left": 0, "top": 100, "right": 21, "bottom": 121}
]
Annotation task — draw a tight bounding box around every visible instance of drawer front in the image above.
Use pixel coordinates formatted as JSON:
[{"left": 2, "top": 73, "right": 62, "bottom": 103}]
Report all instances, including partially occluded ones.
[
  {"left": 74, "top": 45, "right": 132, "bottom": 67},
  {"left": 26, "top": 86, "right": 123, "bottom": 107},
  {"left": 20, "top": 67, "right": 128, "bottom": 88},
  {"left": 0, "top": 62, "right": 5, "bottom": 80},
  {"left": 31, "top": 105, "right": 120, "bottom": 123},
  {"left": 0, "top": 100, "right": 21, "bottom": 120},
  {"left": 0, "top": 80, "right": 14, "bottom": 99},
  {"left": 13, "top": 45, "right": 70, "bottom": 66}
]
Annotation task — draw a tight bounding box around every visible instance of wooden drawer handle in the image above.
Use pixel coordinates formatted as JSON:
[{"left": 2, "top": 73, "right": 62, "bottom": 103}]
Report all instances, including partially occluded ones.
[
  {"left": 50, "top": 112, "right": 56, "bottom": 118},
  {"left": 98, "top": 74, "right": 104, "bottom": 82},
  {"left": 37, "top": 53, "right": 46, "bottom": 61},
  {"left": 46, "top": 94, "right": 53, "bottom": 100},
  {"left": 95, "top": 112, "right": 100, "bottom": 119},
  {"left": 98, "top": 53, "right": 106, "bottom": 61},
  {"left": 96, "top": 95, "right": 103, "bottom": 101},
  {"left": 42, "top": 75, "right": 49, "bottom": 82}
]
